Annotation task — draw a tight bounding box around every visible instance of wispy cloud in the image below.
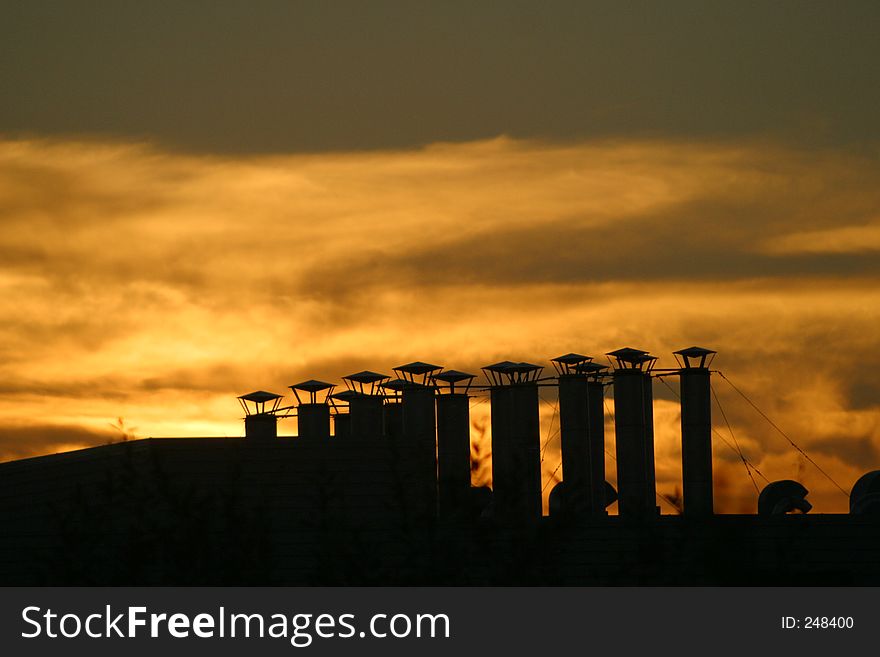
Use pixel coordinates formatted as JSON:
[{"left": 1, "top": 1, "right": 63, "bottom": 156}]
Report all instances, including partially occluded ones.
[{"left": 760, "top": 221, "right": 880, "bottom": 255}]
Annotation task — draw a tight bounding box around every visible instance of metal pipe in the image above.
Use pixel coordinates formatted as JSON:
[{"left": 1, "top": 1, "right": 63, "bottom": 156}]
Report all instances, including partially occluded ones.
[
  {"left": 613, "top": 370, "right": 656, "bottom": 518},
  {"left": 491, "top": 383, "right": 541, "bottom": 522},
  {"left": 401, "top": 385, "right": 438, "bottom": 521},
  {"left": 437, "top": 393, "right": 471, "bottom": 519},
  {"left": 349, "top": 395, "right": 384, "bottom": 439},
  {"left": 680, "top": 368, "right": 713, "bottom": 516},
  {"left": 297, "top": 403, "right": 331, "bottom": 441},
  {"left": 244, "top": 414, "right": 277, "bottom": 441}
]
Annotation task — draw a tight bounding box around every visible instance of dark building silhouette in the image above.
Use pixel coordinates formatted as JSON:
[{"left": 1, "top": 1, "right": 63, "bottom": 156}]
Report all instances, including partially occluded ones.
[{"left": 1, "top": 347, "right": 879, "bottom": 585}]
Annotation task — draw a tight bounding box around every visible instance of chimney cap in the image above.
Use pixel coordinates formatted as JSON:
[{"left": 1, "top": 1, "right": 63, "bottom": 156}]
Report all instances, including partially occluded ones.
[
  {"left": 551, "top": 353, "right": 595, "bottom": 376},
  {"left": 673, "top": 346, "right": 717, "bottom": 358},
  {"left": 343, "top": 370, "right": 390, "bottom": 384},
  {"left": 482, "top": 360, "right": 543, "bottom": 385},
  {"left": 433, "top": 369, "right": 476, "bottom": 395},
  {"left": 380, "top": 378, "right": 415, "bottom": 392},
  {"left": 606, "top": 347, "right": 657, "bottom": 371},
  {"left": 342, "top": 370, "right": 389, "bottom": 395},
  {"left": 290, "top": 379, "right": 335, "bottom": 393},
  {"left": 507, "top": 361, "right": 542, "bottom": 374},
  {"left": 238, "top": 390, "right": 283, "bottom": 403},
  {"left": 551, "top": 353, "right": 593, "bottom": 365},
  {"left": 289, "top": 379, "right": 336, "bottom": 405},
  {"left": 575, "top": 361, "right": 608, "bottom": 373},
  {"left": 394, "top": 361, "right": 442, "bottom": 375},
  {"left": 393, "top": 361, "right": 442, "bottom": 385},
  {"left": 237, "top": 390, "right": 283, "bottom": 417},
  {"left": 673, "top": 346, "right": 716, "bottom": 369},
  {"left": 483, "top": 360, "right": 541, "bottom": 374},
  {"left": 433, "top": 369, "right": 476, "bottom": 383},
  {"left": 483, "top": 360, "right": 518, "bottom": 373},
  {"left": 330, "top": 389, "right": 367, "bottom": 401},
  {"left": 606, "top": 347, "right": 649, "bottom": 361}
]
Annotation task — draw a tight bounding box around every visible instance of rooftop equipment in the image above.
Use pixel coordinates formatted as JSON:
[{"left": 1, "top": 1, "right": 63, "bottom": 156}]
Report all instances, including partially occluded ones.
[
  {"left": 290, "top": 380, "right": 335, "bottom": 441},
  {"left": 850, "top": 471, "right": 880, "bottom": 515},
  {"left": 607, "top": 347, "right": 658, "bottom": 519},
  {"left": 238, "top": 390, "right": 283, "bottom": 441},
  {"left": 673, "top": 346, "right": 717, "bottom": 517},
  {"left": 758, "top": 480, "right": 812, "bottom": 515},
  {"left": 338, "top": 371, "right": 389, "bottom": 439}
]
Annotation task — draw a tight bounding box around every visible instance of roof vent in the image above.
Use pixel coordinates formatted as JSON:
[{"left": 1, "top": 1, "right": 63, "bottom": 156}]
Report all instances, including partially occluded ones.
[
  {"left": 341, "top": 370, "right": 389, "bottom": 395},
  {"left": 237, "top": 391, "right": 283, "bottom": 441},
  {"left": 393, "top": 361, "right": 442, "bottom": 386},
  {"left": 758, "top": 480, "right": 812, "bottom": 515},
  {"left": 550, "top": 353, "right": 592, "bottom": 376},
  {"left": 432, "top": 369, "right": 476, "bottom": 395},
  {"left": 673, "top": 346, "right": 717, "bottom": 370},
  {"left": 289, "top": 379, "right": 335, "bottom": 404},
  {"left": 574, "top": 361, "right": 609, "bottom": 379},
  {"left": 481, "top": 360, "right": 543, "bottom": 386},
  {"left": 850, "top": 471, "right": 880, "bottom": 515},
  {"left": 606, "top": 347, "right": 657, "bottom": 372},
  {"left": 290, "top": 380, "right": 334, "bottom": 441},
  {"left": 237, "top": 390, "right": 283, "bottom": 415}
]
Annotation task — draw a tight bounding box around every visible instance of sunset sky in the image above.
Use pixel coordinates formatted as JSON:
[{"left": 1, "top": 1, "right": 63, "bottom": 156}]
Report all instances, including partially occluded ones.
[{"left": 2, "top": 2, "right": 879, "bottom": 513}]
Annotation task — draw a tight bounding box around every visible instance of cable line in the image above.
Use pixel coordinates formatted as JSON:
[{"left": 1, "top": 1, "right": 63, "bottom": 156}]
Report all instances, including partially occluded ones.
[
  {"left": 717, "top": 371, "right": 849, "bottom": 498},
  {"left": 542, "top": 462, "right": 562, "bottom": 493},
  {"left": 657, "top": 376, "right": 769, "bottom": 488},
  {"left": 710, "top": 382, "right": 761, "bottom": 493},
  {"left": 539, "top": 394, "right": 560, "bottom": 461}
]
